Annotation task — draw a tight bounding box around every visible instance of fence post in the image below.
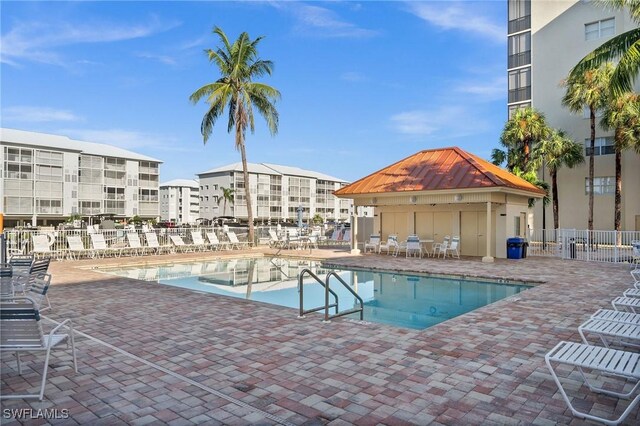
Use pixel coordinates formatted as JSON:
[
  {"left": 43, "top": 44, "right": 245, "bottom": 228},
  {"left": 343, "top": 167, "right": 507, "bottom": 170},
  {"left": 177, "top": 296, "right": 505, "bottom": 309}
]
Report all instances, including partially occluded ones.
[{"left": 0, "top": 233, "right": 6, "bottom": 264}]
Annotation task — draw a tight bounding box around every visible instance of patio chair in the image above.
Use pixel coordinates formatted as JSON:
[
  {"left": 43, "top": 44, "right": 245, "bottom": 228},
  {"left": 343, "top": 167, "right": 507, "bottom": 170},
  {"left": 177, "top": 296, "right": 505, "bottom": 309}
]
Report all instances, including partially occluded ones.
[
  {"left": 343, "top": 229, "right": 351, "bottom": 245},
  {"left": 0, "top": 264, "right": 13, "bottom": 298},
  {"left": 226, "top": 231, "right": 250, "bottom": 250},
  {"left": 26, "top": 274, "right": 52, "bottom": 312},
  {"left": 284, "top": 229, "right": 301, "bottom": 250},
  {"left": 268, "top": 230, "right": 284, "bottom": 249},
  {"left": 444, "top": 236, "right": 461, "bottom": 259},
  {"left": 631, "top": 240, "right": 640, "bottom": 269},
  {"left": 126, "top": 233, "right": 146, "bottom": 256},
  {"left": 364, "top": 235, "right": 381, "bottom": 253},
  {"left": 206, "top": 232, "right": 228, "bottom": 251},
  {"left": 405, "top": 235, "right": 423, "bottom": 258},
  {"left": 623, "top": 288, "right": 640, "bottom": 298},
  {"left": 190, "top": 230, "right": 209, "bottom": 251},
  {"left": 144, "top": 232, "right": 171, "bottom": 254},
  {"left": 66, "top": 235, "right": 92, "bottom": 260},
  {"left": 545, "top": 341, "right": 640, "bottom": 426},
  {"left": 433, "top": 236, "right": 450, "bottom": 258},
  {"left": 169, "top": 235, "right": 196, "bottom": 253},
  {"left": 379, "top": 235, "right": 398, "bottom": 255},
  {"left": 9, "top": 255, "right": 33, "bottom": 284},
  {"left": 90, "top": 233, "right": 121, "bottom": 258},
  {"left": 591, "top": 309, "right": 640, "bottom": 325},
  {"left": 631, "top": 269, "right": 640, "bottom": 288},
  {"left": 32, "top": 235, "right": 54, "bottom": 259},
  {"left": 578, "top": 318, "right": 640, "bottom": 349},
  {"left": 612, "top": 296, "right": 640, "bottom": 313},
  {"left": 0, "top": 296, "right": 77, "bottom": 400}
]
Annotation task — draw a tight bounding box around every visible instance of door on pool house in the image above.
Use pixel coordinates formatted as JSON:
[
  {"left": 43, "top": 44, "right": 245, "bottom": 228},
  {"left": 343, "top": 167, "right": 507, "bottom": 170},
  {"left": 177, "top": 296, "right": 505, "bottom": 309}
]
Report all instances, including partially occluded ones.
[
  {"left": 460, "top": 211, "right": 495, "bottom": 257},
  {"left": 380, "top": 212, "right": 409, "bottom": 241},
  {"left": 414, "top": 212, "right": 452, "bottom": 244}
]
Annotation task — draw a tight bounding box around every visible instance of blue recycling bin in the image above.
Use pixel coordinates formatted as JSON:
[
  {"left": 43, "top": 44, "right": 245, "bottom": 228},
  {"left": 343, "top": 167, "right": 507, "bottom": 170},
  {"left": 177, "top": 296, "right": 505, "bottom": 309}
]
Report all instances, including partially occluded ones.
[{"left": 507, "top": 237, "right": 525, "bottom": 259}]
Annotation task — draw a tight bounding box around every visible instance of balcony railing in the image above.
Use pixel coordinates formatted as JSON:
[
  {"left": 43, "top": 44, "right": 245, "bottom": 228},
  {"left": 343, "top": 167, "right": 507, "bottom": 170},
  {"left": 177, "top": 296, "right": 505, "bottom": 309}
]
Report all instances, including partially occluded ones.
[{"left": 508, "top": 51, "right": 531, "bottom": 69}]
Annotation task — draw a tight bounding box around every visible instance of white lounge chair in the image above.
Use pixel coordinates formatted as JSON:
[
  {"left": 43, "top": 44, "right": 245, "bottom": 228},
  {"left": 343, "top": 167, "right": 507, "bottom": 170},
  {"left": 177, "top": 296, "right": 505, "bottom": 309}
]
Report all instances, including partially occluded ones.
[
  {"left": 26, "top": 274, "right": 52, "bottom": 312},
  {"left": 444, "top": 236, "right": 461, "bottom": 259},
  {"left": 364, "top": 235, "right": 381, "bottom": 254},
  {"left": 284, "top": 229, "right": 301, "bottom": 250},
  {"left": 169, "top": 235, "right": 196, "bottom": 253},
  {"left": 591, "top": 309, "right": 640, "bottom": 325},
  {"left": 90, "top": 233, "right": 120, "bottom": 258},
  {"left": 144, "top": 232, "right": 171, "bottom": 254},
  {"left": 0, "top": 296, "right": 77, "bottom": 400},
  {"left": 126, "top": 233, "right": 146, "bottom": 256},
  {"left": 0, "top": 264, "right": 13, "bottom": 298},
  {"left": 66, "top": 235, "right": 92, "bottom": 260},
  {"left": 190, "top": 231, "right": 209, "bottom": 251},
  {"left": 32, "top": 235, "right": 53, "bottom": 259},
  {"left": 623, "top": 288, "right": 640, "bottom": 298},
  {"left": 206, "top": 232, "right": 228, "bottom": 251},
  {"left": 8, "top": 255, "right": 33, "bottom": 288},
  {"left": 268, "top": 230, "right": 284, "bottom": 249},
  {"left": 433, "top": 236, "right": 450, "bottom": 258},
  {"left": 226, "top": 231, "right": 250, "bottom": 250},
  {"left": 578, "top": 318, "right": 640, "bottom": 349},
  {"left": 612, "top": 296, "right": 640, "bottom": 313},
  {"left": 545, "top": 341, "right": 640, "bottom": 426}
]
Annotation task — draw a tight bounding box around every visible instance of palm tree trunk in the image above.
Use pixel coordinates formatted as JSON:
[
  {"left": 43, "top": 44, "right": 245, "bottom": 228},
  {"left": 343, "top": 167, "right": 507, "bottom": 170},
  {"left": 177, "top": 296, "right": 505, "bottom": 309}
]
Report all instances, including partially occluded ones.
[
  {"left": 551, "top": 168, "right": 560, "bottom": 230},
  {"left": 223, "top": 199, "right": 227, "bottom": 216},
  {"left": 239, "top": 140, "right": 254, "bottom": 245},
  {"left": 614, "top": 137, "right": 622, "bottom": 244},
  {"left": 588, "top": 107, "right": 596, "bottom": 231}
]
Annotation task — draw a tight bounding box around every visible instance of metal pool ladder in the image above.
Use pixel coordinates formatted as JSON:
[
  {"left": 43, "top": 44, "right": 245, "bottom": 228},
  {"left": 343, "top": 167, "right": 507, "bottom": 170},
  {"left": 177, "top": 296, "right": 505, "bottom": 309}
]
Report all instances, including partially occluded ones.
[{"left": 298, "top": 268, "right": 364, "bottom": 322}]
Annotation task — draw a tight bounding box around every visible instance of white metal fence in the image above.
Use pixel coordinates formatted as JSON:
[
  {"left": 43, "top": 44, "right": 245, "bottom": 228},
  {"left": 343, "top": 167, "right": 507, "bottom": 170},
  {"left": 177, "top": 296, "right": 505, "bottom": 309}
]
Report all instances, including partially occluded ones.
[
  {"left": 2, "top": 224, "right": 347, "bottom": 260},
  {"left": 527, "top": 228, "right": 640, "bottom": 264}
]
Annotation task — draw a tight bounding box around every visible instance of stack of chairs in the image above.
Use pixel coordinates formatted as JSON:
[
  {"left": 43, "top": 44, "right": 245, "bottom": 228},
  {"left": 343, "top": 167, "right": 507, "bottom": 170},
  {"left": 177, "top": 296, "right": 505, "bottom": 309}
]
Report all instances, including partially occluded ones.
[{"left": 545, "top": 269, "right": 640, "bottom": 425}]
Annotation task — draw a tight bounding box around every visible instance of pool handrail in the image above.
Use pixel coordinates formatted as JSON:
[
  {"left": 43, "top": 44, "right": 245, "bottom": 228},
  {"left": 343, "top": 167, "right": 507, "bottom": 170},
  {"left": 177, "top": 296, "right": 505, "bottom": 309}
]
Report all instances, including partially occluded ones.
[
  {"left": 324, "top": 271, "right": 364, "bottom": 322},
  {"left": 298, "top": 268, "right": 338, "bottom": 318}
]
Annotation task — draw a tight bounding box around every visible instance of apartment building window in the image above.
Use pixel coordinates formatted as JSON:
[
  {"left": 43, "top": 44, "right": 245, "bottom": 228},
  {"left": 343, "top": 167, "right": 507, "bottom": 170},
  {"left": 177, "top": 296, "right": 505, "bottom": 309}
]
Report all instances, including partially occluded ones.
[
  {"left": 508, "top": 0, "right": 531, "bottom": 34},
  {"left": 139, "top": 189, "right": 159, "bottom": 202},
  {"left": 35, "top": 150, "right": 63, "bottom": 166},
  {"left": 80, "top": 201, "right": 101, "bottom": 215},
  {"left": 508, "top": 32, "right": 531, "bottom": 68},
  {"left": 585, "top": 18, "right": 615, "bottom": 41},
  {"left": 508, "top": 68, "right": 531, "bottom": 103},
  {"left": 585, "top": 176, "right": 615, "bottom": 194},
  {"left": 508, "top": 102, "right": 531, "bottom": 118},
  {"left": 36, "top": 199, "right": 62, "bottom": 214},
  {"left": 585, "top": 137, "right": 614, "bottom": 156},
  {"left": 4, "top": 147, "right": 33, "bottom": 180}
]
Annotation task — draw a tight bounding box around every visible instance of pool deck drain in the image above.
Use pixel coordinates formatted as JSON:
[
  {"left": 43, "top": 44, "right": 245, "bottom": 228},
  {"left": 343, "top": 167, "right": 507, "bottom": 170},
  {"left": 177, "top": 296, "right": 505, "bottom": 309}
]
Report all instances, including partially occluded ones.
[{"left": 1, "top": 249, "right": 639, "bottom": 425}]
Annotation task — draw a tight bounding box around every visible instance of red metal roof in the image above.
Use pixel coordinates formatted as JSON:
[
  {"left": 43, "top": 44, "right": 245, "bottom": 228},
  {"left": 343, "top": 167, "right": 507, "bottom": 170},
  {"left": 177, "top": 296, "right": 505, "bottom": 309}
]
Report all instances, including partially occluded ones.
[{"left": 334, "top": 147, "right": 546, "bottom": 196}]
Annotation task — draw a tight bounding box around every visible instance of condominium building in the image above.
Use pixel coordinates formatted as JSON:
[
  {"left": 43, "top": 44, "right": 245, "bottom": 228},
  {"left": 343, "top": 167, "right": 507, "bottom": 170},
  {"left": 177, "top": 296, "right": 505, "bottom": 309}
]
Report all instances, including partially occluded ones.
[
  {"left": 507, "top": 0, "right": 640, "bottom": 231},
  {"left": 1, "top": 128, "right": 162, "bottom": 227},
  {"left": 196, "top": 162, "right": 353, "bottom": 222},
  {"left": 159, "top": 179, "right": 200, "bottom": 225}
]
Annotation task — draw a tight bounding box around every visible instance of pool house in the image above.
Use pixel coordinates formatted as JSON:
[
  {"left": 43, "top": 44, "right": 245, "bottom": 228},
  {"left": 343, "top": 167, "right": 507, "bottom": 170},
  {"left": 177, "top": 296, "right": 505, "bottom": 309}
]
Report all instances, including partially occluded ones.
[{"left": 334, "top": 147, "right": 546, "bottom": 261}]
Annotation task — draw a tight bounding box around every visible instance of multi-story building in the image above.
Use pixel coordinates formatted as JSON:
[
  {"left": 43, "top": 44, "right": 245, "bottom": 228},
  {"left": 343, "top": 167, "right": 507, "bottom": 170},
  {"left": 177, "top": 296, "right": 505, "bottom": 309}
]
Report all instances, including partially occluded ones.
[
  {"left": 197, "top": 162, "right": 354, "bottom": 223},
  {"left": 507, "top": 0, "right": 639, "bottom": 231},
  {"left": 159, "top": 179, "right": 200, "bottom": 225},
  {"left": 1, "top": 128, "right": 161, "bottom": 227}
]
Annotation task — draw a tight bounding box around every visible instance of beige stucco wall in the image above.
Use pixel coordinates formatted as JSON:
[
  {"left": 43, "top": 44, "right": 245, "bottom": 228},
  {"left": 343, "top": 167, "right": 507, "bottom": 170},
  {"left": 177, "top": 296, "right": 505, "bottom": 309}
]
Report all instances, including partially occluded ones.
[{"left": 530, "top": 0, "right": 640, "bottom": 230}]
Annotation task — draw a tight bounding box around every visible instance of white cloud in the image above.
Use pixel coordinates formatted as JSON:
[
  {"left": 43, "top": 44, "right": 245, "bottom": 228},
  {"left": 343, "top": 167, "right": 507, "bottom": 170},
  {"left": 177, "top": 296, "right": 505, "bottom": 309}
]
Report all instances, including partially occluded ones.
[
  {"left": 406, "top": 2, "right": 504, "bottom": 42},
  {"left": 1, "top": 16, "right": 180, "bottom": 67},
  {"left": 136, "top": 52, "right": 177, "bottom": 65},
  {"left": 340, "top": 71, "right": 367, "bottom": 82},
  {"left": 390, "top": 106, "right": 489, "bottom": 138},
  {"left": 2, "top": 106, "right": 82, "bottom": 123},
  {"left": 455, "top": 76, "right": 506, "bottom": 101},
  {"left": 271, "top": 3, "right": 378, "bottom": 38}
]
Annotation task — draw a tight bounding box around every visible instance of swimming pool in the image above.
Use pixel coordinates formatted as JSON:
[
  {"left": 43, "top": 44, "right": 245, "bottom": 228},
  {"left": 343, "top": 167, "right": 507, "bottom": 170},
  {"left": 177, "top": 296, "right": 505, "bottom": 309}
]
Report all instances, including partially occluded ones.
[{"left": 97, "top": 257, "right": 531, "bottom": 330}]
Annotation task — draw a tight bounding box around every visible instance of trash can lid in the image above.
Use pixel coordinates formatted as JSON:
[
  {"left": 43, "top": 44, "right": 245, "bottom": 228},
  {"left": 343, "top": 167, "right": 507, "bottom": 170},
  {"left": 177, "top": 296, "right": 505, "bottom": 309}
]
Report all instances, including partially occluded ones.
[{"left": 507, "top": 237, "right": 525, "bottom": 243}]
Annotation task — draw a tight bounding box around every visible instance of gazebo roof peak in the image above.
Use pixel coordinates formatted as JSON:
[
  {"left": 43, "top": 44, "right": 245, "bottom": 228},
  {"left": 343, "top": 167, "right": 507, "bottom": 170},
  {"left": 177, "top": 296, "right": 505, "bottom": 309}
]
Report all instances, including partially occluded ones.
[{"left": 334, "top": 146, "right": 545, "bottom": 197}]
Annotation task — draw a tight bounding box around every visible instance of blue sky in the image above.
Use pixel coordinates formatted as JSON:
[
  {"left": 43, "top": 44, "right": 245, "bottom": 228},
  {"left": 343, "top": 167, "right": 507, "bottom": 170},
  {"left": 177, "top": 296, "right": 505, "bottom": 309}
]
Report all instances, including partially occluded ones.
[{"left": 1, "top": 1, "right": 507, "bottom": 182}]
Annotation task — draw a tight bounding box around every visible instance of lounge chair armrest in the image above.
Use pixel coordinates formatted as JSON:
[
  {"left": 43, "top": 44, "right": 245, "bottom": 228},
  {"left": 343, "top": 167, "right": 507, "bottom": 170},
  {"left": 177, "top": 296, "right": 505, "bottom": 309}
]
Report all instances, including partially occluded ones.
[{"left": 48, "top": 318, "right": 74, "bottom": 345}]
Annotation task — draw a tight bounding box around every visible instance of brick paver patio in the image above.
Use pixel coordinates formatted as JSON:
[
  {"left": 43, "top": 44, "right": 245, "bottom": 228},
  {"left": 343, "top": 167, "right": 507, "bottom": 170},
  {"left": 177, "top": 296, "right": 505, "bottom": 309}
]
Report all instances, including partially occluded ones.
[{"left": 1, "top": 248, "right": 638, "bottom": 425}]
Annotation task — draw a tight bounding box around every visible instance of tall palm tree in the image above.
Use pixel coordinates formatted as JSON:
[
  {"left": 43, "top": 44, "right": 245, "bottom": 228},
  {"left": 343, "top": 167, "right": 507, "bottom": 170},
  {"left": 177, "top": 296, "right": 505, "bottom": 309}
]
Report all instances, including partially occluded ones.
[
  {"left": 600, "top": 92, "right": 640, "bottom": 235},
  {"left": 217, "top": 186, "right": 235, "bottom": 216},
  {"left": 190, "top": 27, "right": 280, "bottom": 245},
  {"left": 533, "top": 130, "right": 585, "bottom": 229},
  {"left": 570, "top": 0, "right": 640, "bottom": 96},
  {"left": 493, "top": 107, "right": 551, "bottom": 173},
  {"left": 562, "top": 63, "right": 613, "bottom": 231}
]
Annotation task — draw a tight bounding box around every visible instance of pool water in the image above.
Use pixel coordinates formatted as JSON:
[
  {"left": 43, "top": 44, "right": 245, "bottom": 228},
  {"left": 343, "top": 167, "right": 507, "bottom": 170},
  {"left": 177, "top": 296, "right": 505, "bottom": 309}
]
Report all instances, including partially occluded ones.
[{"left": 98, "top": 257, "right": 531, "bottom": 330}]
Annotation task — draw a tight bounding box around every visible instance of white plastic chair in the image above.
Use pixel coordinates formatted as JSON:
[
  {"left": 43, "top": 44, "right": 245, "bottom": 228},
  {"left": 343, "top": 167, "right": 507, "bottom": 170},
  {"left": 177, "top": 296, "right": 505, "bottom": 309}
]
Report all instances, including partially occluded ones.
[
  {"left": 405, "top": 235, "right": 423, "bottom": 258},
  {"left": 379, "top": 235, "right": 398, "bottom": 255},
  {"left": 226, "top": 231, "right": 250, "bottom": 250},
  {"left": 364, "top": 235, "right": 380, "bottom": 253},
  {"left": 66, "top": 235, "right": 92, "bottom": 260},
  {"left": 190, "top": 230, "right": 209, "bottom": 251},
  {"left": 206, "top": 232, "right": 227, "bottom": 251},
  {"left": 126, "top": 233, "right": 146, "bottom": 256},
  {"left": 434, "top": 236, "right": 450, "bottom": 258},
  {"left": 145, "top": 232, "right": 171, "bottom": 254},
  {"left": 444, "top": 236, "right": 461, "bottom": 259}
]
